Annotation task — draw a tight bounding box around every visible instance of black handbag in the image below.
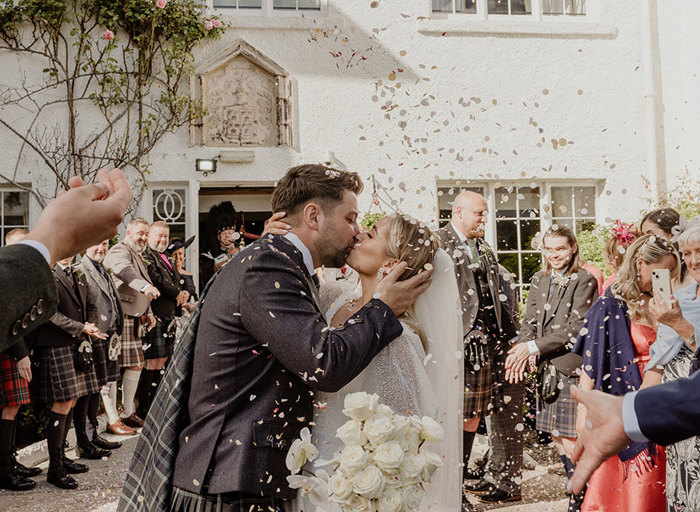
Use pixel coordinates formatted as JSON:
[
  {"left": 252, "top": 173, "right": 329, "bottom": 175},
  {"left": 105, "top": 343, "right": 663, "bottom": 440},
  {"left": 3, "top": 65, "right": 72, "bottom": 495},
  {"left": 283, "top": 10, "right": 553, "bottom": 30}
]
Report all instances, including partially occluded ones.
[
  {"left": 75, "top": 335, "right": 95, "bottom": 373},
  {"left": 536, "top": 360, "right": 561, "bottom": 404}
]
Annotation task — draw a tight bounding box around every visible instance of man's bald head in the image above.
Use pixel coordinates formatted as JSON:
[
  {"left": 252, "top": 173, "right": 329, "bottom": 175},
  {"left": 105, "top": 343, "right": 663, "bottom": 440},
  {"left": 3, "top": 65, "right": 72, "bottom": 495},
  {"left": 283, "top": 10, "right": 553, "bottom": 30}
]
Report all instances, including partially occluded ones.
[{"left": 451, "top": 190, "right": 488, "bottom": 239}]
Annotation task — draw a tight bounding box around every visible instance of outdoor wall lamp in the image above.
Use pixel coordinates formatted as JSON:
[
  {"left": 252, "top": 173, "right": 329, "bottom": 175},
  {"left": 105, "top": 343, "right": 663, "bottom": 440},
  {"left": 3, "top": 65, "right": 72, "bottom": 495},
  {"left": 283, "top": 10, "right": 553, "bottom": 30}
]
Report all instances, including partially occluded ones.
[{"left": 195, "top": 158, "right": 217, "bottom": 176}]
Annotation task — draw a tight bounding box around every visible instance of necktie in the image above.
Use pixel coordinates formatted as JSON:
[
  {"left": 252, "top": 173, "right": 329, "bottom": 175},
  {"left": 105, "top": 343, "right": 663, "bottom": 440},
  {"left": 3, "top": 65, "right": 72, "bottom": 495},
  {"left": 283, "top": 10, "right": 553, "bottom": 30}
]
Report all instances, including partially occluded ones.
[
  {"left": 466, "top": 239, "right": 481, "bottom": 270},
  {"left": 159, "top": 253, "right": 174, "bottom": 272}
]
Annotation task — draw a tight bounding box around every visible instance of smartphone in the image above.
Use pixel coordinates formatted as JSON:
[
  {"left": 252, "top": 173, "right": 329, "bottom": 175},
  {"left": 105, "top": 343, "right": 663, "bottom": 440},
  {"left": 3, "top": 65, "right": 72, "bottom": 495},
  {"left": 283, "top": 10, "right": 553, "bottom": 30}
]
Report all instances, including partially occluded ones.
[{"left": 652, "top": 268, "right": 672, "bottom": 306}]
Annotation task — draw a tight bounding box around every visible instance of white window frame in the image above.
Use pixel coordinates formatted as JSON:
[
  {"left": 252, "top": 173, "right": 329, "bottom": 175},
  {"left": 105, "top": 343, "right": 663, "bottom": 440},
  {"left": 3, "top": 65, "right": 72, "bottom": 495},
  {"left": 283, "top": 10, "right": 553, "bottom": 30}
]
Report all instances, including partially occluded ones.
[
  {"left": 144, "top": 182, "right": 193, "bottom": 266},
  {"left": 436, "top": 180, "right": 601, "bottom": 298},
  {"left": 431, "top": 0, "right": 586, "bottom": 20},
  {"left": 206, "top": 0, "right": 325, "bottom": 16},
  {"left": 0, "top": 187, "right": 31, "bottom": 247}
]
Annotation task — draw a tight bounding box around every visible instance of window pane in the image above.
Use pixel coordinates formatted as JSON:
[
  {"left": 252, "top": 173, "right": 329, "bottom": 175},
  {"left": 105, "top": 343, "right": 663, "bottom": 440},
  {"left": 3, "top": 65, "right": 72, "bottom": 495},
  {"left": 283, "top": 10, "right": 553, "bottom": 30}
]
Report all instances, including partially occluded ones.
[
  {"left": 498, "top": 253, "right": 519, "bottom": 280},
  {"left": 553, "top": 218, "right": 574, "bottom": 229},
  {"left": 297, "top": 0, "right": 320, "bottom": 9},
  {"left": 458, "top": 0, "right": 477, "bottom": 12},
  {"left": 153, "top": 189, "right": 186, "bottom": 223},
  {"left": 542, "top": 0, "right": 563, "bottom": 14},
  {"left": 487, "top": 0, "right": 509, "bottom": 14},
  {"left": 518, "top": 186, "right": 540, "bottom": 217},
  {"left": 432, "top": 0, "right": 454, "bottom": 12},
  {"left": 497, "top": 220, "right": 518, "bottom": 251},
  {"left": 520, "top": 219, "right": 540, "bottom": 250},
  {"left": 495, "top": 187, "right": 517, "bottom": 217},
  {"left": 551, "top": 186, "right": 573, "bottom": 217},
  {"left": 566, "top": 0, "right": 585, "bottom": 15},
  {"left": 238, "top": 0, "right": 263, "bottom": 8},
  {"left": 576, "top": 219, "right": 596, "bottom": 233},
  {"left": 573, "top": 186, "right": 595, "bottom": 217},
  {"left": 2, "top": 192, "right": 29, "bottom": 226},
  {"left": 522, "top": 252, "right": 542, "bottom": 284},
  {"left": 510, "top": 0, "right": 531, "bottom": 14},
  {"left": 274, "top": 0, "right": 297, "bottom": 8},
  {"left": 214, "top": 0, "right": 239, "bottom": 6},
  {"left": 437, "top": 186, "right": 484, "bottom": 224}
]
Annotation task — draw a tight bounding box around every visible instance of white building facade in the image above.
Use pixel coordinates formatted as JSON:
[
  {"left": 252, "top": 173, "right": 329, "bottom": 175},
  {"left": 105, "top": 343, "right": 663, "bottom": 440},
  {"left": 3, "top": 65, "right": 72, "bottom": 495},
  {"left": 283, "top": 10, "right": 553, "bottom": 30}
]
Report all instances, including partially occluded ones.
[{"left": 1, "top": 0, "right": 698, "bottom": 292}]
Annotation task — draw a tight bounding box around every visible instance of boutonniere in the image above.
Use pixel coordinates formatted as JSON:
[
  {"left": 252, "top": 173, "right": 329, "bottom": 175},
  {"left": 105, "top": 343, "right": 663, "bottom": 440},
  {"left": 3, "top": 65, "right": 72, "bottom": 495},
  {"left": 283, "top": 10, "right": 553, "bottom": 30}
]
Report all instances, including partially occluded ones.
[
  {"left": 70, "top": 266, "right": 84, "bottom": 279},
  {"left": 552, "top": 274, "right": 571, "bottom": 290}
]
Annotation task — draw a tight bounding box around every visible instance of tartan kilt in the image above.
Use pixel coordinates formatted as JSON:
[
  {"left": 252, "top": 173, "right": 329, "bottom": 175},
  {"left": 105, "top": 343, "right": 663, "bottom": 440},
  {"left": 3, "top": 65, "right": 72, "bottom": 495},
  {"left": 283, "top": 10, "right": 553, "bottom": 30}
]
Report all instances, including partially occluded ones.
[
  {"left": 536, "top": 373, "right": 578, "bottom": 438},
  {"left": 142, "top": 320, "right": 174, "bottom": 360},
  {"left": 464, "top": 360, "right": 495, "bottom": 418},
  {"left": 170, "top": 486, "right": 286, "bottom": 512},
  {"left": 92, "top": 338, "right": 120, "bottom": 386},
  {"left": 120, "top": 316, "right": 144, "bottom": 368},
  {"left": 0, "top": 353, "right": 30, "bottom": 408},
  {"left": 33, "top": 346, "right": 87, "bottom": 403}
]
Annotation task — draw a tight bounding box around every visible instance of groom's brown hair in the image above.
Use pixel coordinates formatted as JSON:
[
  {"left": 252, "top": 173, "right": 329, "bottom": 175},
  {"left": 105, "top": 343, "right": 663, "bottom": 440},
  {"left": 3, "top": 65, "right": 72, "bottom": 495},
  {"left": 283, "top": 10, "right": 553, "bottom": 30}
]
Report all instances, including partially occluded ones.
[{"left": 271, "top": 164, "right": 363, "bottom": 219}]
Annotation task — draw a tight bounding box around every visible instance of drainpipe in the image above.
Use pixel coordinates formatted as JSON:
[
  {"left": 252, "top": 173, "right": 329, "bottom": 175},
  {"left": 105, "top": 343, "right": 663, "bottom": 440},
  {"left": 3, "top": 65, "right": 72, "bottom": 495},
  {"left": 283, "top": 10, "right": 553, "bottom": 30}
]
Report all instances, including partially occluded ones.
[{"left": 640, "top": 0, "right": 667, "bottom": 204}]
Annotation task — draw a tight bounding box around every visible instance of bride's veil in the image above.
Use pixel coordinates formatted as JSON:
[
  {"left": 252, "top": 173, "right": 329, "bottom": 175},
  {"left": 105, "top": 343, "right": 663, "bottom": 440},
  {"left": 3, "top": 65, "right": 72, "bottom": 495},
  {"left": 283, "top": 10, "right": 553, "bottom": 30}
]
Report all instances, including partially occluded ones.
[{"left": 414, "top": 248, "right": 464, "bottom": 511}]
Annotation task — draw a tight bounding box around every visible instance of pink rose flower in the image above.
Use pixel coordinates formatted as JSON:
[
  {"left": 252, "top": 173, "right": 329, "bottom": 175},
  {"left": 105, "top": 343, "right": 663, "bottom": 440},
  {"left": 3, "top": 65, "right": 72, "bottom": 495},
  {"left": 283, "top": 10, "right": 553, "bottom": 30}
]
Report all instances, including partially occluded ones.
[
  {"left": 156, "top": 0, "right": 169, "bottom": 8},
  {"left": 212, "top": 19, "right": 222, "bottom": 28},
  {"left": 204, "top": 20, "right": 214, "bottom": 30},
  {"left": 102, "top": 30, "right": 114, "bottom": 41}
]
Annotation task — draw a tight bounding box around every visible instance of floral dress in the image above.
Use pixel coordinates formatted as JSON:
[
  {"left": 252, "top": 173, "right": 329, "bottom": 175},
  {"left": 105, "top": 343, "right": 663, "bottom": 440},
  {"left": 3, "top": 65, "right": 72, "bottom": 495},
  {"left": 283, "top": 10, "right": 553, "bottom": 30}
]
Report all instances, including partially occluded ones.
[{"left": 663, "top": 343, "right": 700, "bottom": 512}]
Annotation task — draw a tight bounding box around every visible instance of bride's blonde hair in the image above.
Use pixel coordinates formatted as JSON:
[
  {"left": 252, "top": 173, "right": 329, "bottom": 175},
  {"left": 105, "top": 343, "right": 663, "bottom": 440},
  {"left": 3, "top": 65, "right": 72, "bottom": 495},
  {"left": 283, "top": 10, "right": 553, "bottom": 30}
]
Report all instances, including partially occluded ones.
[{"left": 383, "top": 215, "right": 441, "bottom": 350}]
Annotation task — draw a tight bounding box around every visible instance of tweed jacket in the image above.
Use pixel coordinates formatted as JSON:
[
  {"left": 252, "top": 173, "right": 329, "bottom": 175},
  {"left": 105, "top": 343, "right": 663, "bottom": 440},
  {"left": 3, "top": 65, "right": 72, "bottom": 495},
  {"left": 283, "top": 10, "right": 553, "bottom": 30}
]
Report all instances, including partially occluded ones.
[
  {"left": 170, "top": 235, "right": 402, "bottom": 498},
  {"left": 78, "top": 257, "right": 123, "bottom": 336},
  {"left": 518, "top": 268, "right": 599, "bottom": 375},
  {"left": 0, "top": 244, "right": 57, "bottom": 354},
  {"left": 103, "top": 241, "right": 153, "bottom": 318},
  {"left": 34, "top": 265, "right": 92, "bottom": 348},
  {"left": 437, "top": 223, "right": 519, "bottom": 344},
  {"left": 141, "top": 247, "right": 182, "bottom": 323}
]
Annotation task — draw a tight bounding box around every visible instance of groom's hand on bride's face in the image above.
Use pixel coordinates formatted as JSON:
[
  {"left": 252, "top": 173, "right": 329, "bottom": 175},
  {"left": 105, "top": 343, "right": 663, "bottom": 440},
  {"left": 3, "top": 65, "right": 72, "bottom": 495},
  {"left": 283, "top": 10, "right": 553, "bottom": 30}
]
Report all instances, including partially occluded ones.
[{"left": 375, "top": 261, "right": 433, "bottom": 316}]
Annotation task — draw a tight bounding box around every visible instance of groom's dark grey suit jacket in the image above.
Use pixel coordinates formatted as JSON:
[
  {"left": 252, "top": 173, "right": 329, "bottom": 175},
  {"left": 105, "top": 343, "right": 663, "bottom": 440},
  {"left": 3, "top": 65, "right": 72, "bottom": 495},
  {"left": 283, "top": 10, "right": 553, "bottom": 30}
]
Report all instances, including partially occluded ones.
[{"left": 171, "top": 235, "right": 403, "bottom": 498}]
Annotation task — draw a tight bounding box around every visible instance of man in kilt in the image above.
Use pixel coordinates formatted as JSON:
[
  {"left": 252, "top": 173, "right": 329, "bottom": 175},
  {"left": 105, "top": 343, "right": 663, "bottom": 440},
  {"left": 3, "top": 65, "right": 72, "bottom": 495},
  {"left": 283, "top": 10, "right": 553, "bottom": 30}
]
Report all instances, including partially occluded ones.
[
  {"left": 79, "top": 240, "right": 133, "bottom": 444},
  {"left": 0, "top": 228, "right": 42, "bottom": 491},
  {"left": 138, "top": 221, "right": 188, "bottom": 419},
  {"left": 438, "top": 190, "right": 523, "bottom": 504},
  {"left": 104, "top": 218, "right": 158, "bottom": 430},
  {"left": 505, "top": 225, "right": 599, "bottom": 512},
  {"left": 32, "top": 255, "right": 106, "bottom": 489}
]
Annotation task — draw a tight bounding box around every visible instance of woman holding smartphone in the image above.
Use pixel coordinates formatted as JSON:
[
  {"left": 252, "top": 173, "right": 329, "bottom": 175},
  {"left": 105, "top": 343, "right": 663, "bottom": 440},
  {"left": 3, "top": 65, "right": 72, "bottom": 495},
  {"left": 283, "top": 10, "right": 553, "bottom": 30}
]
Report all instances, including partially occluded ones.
[
  {"left": 647, "top": 222, "right": 700, "bottom": 512},
  {"left": 573, "top": 235, "right": 680, "bottom": 511}
]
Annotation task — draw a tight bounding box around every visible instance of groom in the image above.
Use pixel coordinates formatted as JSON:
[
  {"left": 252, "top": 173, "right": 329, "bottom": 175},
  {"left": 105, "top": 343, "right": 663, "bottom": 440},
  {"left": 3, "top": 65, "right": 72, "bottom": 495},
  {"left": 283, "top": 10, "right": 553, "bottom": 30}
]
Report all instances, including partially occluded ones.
[{"left": 120, "top": 164, "right": 432, "bottom": 512}]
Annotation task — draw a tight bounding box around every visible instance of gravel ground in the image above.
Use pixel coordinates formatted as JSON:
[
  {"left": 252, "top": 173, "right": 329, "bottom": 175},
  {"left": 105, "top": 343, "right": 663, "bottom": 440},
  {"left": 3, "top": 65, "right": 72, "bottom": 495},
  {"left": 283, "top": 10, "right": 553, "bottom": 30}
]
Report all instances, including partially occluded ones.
[
  {"left": 0, "top": 433, "right": 137, "bottom": 512},
  {"left": 1, "top": 426, "right": 570, "bottom": 512}
]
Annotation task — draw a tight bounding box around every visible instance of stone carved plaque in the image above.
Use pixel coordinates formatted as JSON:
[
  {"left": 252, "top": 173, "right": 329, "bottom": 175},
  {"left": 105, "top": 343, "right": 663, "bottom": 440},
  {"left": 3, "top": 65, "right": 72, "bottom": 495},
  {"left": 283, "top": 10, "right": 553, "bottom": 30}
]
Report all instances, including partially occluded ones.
[{"left": 204, "top": 56, "right": 277, "bottom": 147}]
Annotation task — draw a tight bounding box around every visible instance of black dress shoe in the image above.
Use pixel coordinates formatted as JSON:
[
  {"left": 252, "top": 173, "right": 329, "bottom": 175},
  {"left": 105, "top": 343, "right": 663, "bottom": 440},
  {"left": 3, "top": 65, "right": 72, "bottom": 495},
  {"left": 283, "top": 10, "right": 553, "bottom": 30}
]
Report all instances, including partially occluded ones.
[
  {"left": 47, "top": 467, "right": 78, "bottom": 490},
  {"left": 62, "top": 457, "right": 89, "bottom": 474},
  {"left": 92, "top": 434, "right": 121, "bottom": 450},
  {"left": 76, "top": 442, "right": 111, "bottom": 460},
  {"left": 464, "top": 478, "right": 496, "bottom": 495},
  {"left": 0, "top": 471, "right": 37, "bottom": 491},
  {"left": 477, "top": 488, "right": 522, "bottom": 504},
  {"left": 13, "top": 460, "right": 42, "bottom": 478},
  {"left": 463, "top": 466, "right": 485, "bottom": 480}
]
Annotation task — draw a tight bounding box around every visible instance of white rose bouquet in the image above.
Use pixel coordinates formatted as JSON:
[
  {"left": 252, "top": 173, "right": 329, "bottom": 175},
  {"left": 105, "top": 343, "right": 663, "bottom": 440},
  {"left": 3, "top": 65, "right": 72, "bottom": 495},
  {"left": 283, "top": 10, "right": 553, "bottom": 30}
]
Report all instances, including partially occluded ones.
[{"left": 286, "top": 392, "right": 444, "bottom": 511}]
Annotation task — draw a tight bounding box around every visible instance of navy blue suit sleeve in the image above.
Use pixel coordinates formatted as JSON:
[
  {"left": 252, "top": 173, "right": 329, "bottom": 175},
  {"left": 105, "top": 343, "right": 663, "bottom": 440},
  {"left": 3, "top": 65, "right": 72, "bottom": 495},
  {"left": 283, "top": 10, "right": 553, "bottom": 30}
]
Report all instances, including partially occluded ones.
[{"left": 634, "top": 370, "right": 700, "bottom": 446}]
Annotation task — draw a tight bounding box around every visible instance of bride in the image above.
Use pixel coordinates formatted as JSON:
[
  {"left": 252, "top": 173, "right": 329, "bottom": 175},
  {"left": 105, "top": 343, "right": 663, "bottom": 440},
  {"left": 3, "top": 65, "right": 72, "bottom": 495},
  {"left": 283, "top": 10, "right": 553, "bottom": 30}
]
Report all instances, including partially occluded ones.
[{"left": 268, "top": 214, "right": 464, "bottom": 511}]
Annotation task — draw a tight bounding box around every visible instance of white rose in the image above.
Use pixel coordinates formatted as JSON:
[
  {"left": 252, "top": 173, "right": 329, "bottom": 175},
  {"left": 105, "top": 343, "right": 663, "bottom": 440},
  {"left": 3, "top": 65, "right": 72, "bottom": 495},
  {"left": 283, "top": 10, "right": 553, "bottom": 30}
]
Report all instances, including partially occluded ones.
[
  {"left": 420, "top": 449, "right": 443, "bottom": 482},
  {"left": 391, "top": 414, "right": 411, "bottom": 438},
  {"left": 375, "top": 404, "right": 394, "bottom": 417},
  {"left": 402, "top": 483, "right": 425, "bottom": 510},
  {"left": 351, "top": 464, "right": 385, "bottom": 499},
  {"left": 399, "top": 454, "right": 425, "bottom": 483},
  {"left": 339, "top": 445, "right": 370, "bottom": 474},
  {"left": 403, "top": 427, "right": 421, "bottom": 454},
  {"left": 364, "top": 416, "right": 396, "bottom": 448},
  {"left": 343, "top": 495, "right": 375, "bottom": 512},
  {"left": 419, "top": 416, "right": 444, "bottom": 442},
  {"left": 373, "top": 441, "right": 404, "bottom": 472},
  {"left": 377, "top": 485, "right": 403, "bottom": 512},
  {"left": 342, "top": 392, "right": 379, "bottom": 422},
  {"left": 336, "top": 419, "right": 367, "bottom": 447},
  {"left": 285, "top": 427, "right": 319, "bottom": 474},
  {"left": 328, "top": 473, "right": 353, "bottom": 503}
]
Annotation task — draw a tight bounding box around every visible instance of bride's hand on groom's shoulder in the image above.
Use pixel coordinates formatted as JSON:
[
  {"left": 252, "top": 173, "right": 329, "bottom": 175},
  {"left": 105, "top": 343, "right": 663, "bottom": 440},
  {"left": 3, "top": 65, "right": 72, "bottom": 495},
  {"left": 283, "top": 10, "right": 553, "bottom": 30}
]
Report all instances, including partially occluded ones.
[{"left": 375, "top": 261, "right": 433, "bottom": 316}]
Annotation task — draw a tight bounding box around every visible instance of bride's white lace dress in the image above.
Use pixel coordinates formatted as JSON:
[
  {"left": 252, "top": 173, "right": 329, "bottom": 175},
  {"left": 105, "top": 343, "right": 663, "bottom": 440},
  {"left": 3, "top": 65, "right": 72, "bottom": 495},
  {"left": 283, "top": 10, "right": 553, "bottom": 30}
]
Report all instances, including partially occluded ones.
[{"left": 293, "top": 250, "right": 464, "bottom": 512}]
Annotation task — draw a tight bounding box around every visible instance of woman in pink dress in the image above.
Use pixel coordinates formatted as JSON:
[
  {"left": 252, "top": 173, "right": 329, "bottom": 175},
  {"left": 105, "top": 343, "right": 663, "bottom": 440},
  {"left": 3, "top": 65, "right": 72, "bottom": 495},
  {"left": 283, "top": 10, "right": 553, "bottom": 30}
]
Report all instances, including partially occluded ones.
[{"left": 574, "top": 234, "right": 680, "bottom": 511}]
